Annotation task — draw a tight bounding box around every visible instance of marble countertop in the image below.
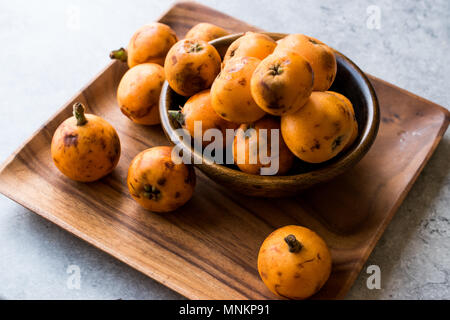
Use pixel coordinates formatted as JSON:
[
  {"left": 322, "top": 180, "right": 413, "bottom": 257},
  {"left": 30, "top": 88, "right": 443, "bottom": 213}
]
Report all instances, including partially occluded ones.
[{"left": 0, "top": 0, "right": 448, "bottom": 299}]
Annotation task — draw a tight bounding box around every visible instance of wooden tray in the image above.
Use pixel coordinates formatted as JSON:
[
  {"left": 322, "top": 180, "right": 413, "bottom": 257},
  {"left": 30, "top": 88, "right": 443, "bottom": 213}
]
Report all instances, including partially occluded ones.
[{"left": 0, "top": 1, "right": 448, "bottom": 299}]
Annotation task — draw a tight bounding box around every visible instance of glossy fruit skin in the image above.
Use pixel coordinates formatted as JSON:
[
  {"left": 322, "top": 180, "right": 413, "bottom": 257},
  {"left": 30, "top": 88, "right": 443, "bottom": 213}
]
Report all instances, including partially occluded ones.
[
  {"left": 184, "top": 23, "right": 230, "bottom": 42},
  {"left": 326, "top": 91, "right": 358, "bottom": 151},
  {"left": 222, "top": 32, "right": 276, "bottom": 66},
  {"left": 274, "top": 34, "right": 336, "bottom": 91},
  {"left": 127, "top": 22, "right": 178, "bottom": 68},
  {"left": 211, "top": 56, "right": 266, "bottom": 123},
  {"left": 180, "top": 90, "right": 238, "bottom": 147},
  {"left": 117, "top": 63, "right": 165, "bottom": 125},
  {"left": 257, "top": 225, "right": 332, "bottom": 300},
  {"left": 127, "top": 146, "right": 196, "bottom": 212},
  {"left": 233, "top": 116, "right": 294, "bottom": 175},
  {"left": 251, "top": 51, "right": 314, "bottom": 116},
  {"left": 164, "top": 39, "right": 221, "bottom": 97},
  {"left": 281, "top": 92, "right": 353, "bottom": 163},
  {"left": 51, "top": 114, "right": 121, "bottom": 182}
]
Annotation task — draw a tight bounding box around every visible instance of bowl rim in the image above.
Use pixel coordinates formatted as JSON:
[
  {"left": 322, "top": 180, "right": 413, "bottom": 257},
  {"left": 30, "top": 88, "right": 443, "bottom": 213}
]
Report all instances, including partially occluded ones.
[{"left": 159, "top": 32, "right": 380, "bottom": 185}]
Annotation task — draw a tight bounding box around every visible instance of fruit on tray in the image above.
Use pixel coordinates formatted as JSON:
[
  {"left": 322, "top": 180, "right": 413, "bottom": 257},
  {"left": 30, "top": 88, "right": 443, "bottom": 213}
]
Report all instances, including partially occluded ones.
[
  {"left": 281, "top": 92, "right": 354, "bottom": 163},
  {"left": 168, "top": 90, "right": 238, "bottom": 147},
  {"left": 274, "top": 34, "right": 336, "bottom": 91},
  {"left": 127, "top": 146, "right": 196, "bottom": 212},
  {"left": 185, "top": 22, "right": 230, "bottom": 42},
  {"left": 211, "top": 56, "right": 266, "bottom": 123},
  {"left": 82, "top": 22, "right": 356, "bottom": 296},
  {"left": 233, "top": 116, "right": 294, "bottom": 175},
  {"left": 51, "top": 103, "right": 121, "bottom": 182},
  {"left": 326, "top": 91, "right": 358, "bottom": 150},
  {"left": 164, "top": 39, "right": 221, "bottom": 96},
  {"left": 251, "top": 51, "right": 314, "bottom": 116},
  {"left": 222, "top": 32, "right": 276, "bottom": 66},
  {"left": 117, "top": 63, "right": 165, "bottom": 125},
  {"left": 110, "top": 22, "right": 178, "bottom": 68},
  {"left": 257, "top": 225, "right": 332, "bottom": 299}
]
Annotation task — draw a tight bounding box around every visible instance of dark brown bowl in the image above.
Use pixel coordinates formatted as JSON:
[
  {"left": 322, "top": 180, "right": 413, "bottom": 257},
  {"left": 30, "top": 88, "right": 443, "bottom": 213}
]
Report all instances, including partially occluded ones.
[{"left": 159, "top": 32, "right": 379, "bottom": 197}]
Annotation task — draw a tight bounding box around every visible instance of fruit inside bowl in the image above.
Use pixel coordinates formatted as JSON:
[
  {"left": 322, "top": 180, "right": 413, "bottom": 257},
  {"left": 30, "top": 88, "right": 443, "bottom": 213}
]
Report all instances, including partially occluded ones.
[{"left": 160, "top": 32, "right": 379, "bottom": 197}]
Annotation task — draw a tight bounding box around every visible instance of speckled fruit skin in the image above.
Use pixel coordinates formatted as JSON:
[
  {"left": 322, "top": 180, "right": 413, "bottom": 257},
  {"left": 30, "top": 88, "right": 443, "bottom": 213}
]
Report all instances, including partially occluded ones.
[
  {"left": 211, "top": 56, "right": 266, "bottom": 123},
  {"left": 117, "top": 63, "right": 165, "bottom": 125},
  {"left": 222, "top": 32, "right": 276, "bottom": 67},
  {"left": 251, "top": 51, "right": 314, "bottom": 116},
  {"left": 233, "top": 116, "right": 294, "bottom": 175},
  {"left": 164, "top": 39, "right": 221, "bottom": 97},
  {"left": 184, "top": 22, "right": 230, "bottom": 42},
  {"left": 257, "top": 225, "right": 332, "bottom": 300},
  {"left": 51, "top": 114, "right": 121, "bottom": 182},
  {"left": 127, "top": 22, "right": 178, "bottom": 68},
  {"left": 326, "top": 91, "right": 358, "bottom": 151},
  {"left": 281, "top": 92, "right": 354, "bottom": 163},
  {"left": 274, "top": 34, "right": 337, "bottom": 91},
  {"left": 179, "top": 90, "right": 238, "bottom": 147},
  {"left": 127, "top": 146, "right": 196, "bottom": 213}
]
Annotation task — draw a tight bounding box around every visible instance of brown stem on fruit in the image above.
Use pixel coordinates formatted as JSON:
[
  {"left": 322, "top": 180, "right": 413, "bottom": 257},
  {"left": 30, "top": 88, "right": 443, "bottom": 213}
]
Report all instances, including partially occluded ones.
[
  {"left": 269, "top": 64, "right": 283, "bottom": 76},
  {"left": 110, "top": 47, "right": 128, "bottom": 62},
  {"left": 168, "top": 110, "right": 185, "bottom": 126},
  {"left": 189, "top": 43, "right": 203, "bottom": 53},
  {"left": 143, "top": 184, "right": 161, "bottom": 201},
  {"left": 73, "top": 103, "right": 87, "bottom": 126},
  {"left": 284, "top": 234, "right": 302, "bottom": 253}
]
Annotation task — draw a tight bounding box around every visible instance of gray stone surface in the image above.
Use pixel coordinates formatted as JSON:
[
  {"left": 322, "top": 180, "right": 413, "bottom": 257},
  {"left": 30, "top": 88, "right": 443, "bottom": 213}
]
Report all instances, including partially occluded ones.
[{"left": 0, "top": 0, "right": 448, "bottom": 299}]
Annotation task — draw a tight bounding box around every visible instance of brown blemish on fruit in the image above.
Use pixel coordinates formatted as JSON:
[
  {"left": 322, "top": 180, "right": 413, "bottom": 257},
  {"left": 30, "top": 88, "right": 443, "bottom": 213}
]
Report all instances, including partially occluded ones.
[
  {"left": 333, "top": 121, "right": 341, "bottom": 133},
  {"left": 238, "top": 78, "right": 246, "bottom": 86},
  {"left": 157, "top": 177, "right": 166, "bottom": 186},
  {"left": 64, "top": 134, "right": 78, "bottom": 147},
  {"left": 310, "top": 139, "right": 321, "bottom": 151},
  {"left": 175, "top": 192, "right": 181, "bottom": 198},
  {"left": 99, "top": 138, "right": 107, "bottom": 150},
  {"left": 274, "top": 284, "right": 291, "bottom": 300},
  {"left": 165, "top": 161, "right": 174, "bottom": 169},
  {"left": 321, "top": 50, "right": 335, "bottom": 70},
  {"left": 332, "top": 135, "right": 344, "bottom": 151},
  {"left": 277, "top": 271, "right": 282, "bottom": 276},
  {"left": 171, "top": 55, "right": 177, "bottom": 65},
  {"left": 297, "top": 258, "right": 315, "bottom": 269},
  {"left": 260, "top": 271, "right": 268, "bottom": 279}
]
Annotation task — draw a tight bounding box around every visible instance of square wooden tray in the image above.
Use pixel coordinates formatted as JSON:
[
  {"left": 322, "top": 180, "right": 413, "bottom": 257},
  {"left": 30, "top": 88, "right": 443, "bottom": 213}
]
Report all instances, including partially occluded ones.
[{"left": 0, "top": 2, "right": 448, "bottom": 299}]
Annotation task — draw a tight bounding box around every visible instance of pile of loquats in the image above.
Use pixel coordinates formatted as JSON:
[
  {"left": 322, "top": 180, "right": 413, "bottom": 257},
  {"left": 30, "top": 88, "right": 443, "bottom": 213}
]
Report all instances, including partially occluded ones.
[{"left": 50, "top": 22, "right": 343, "bottom": 299}]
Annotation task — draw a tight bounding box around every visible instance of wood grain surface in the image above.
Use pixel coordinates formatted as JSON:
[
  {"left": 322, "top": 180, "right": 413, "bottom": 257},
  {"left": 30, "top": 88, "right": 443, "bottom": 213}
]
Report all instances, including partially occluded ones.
[{"left": 0, "top": 1, "right": 448, "bottom": 299}]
